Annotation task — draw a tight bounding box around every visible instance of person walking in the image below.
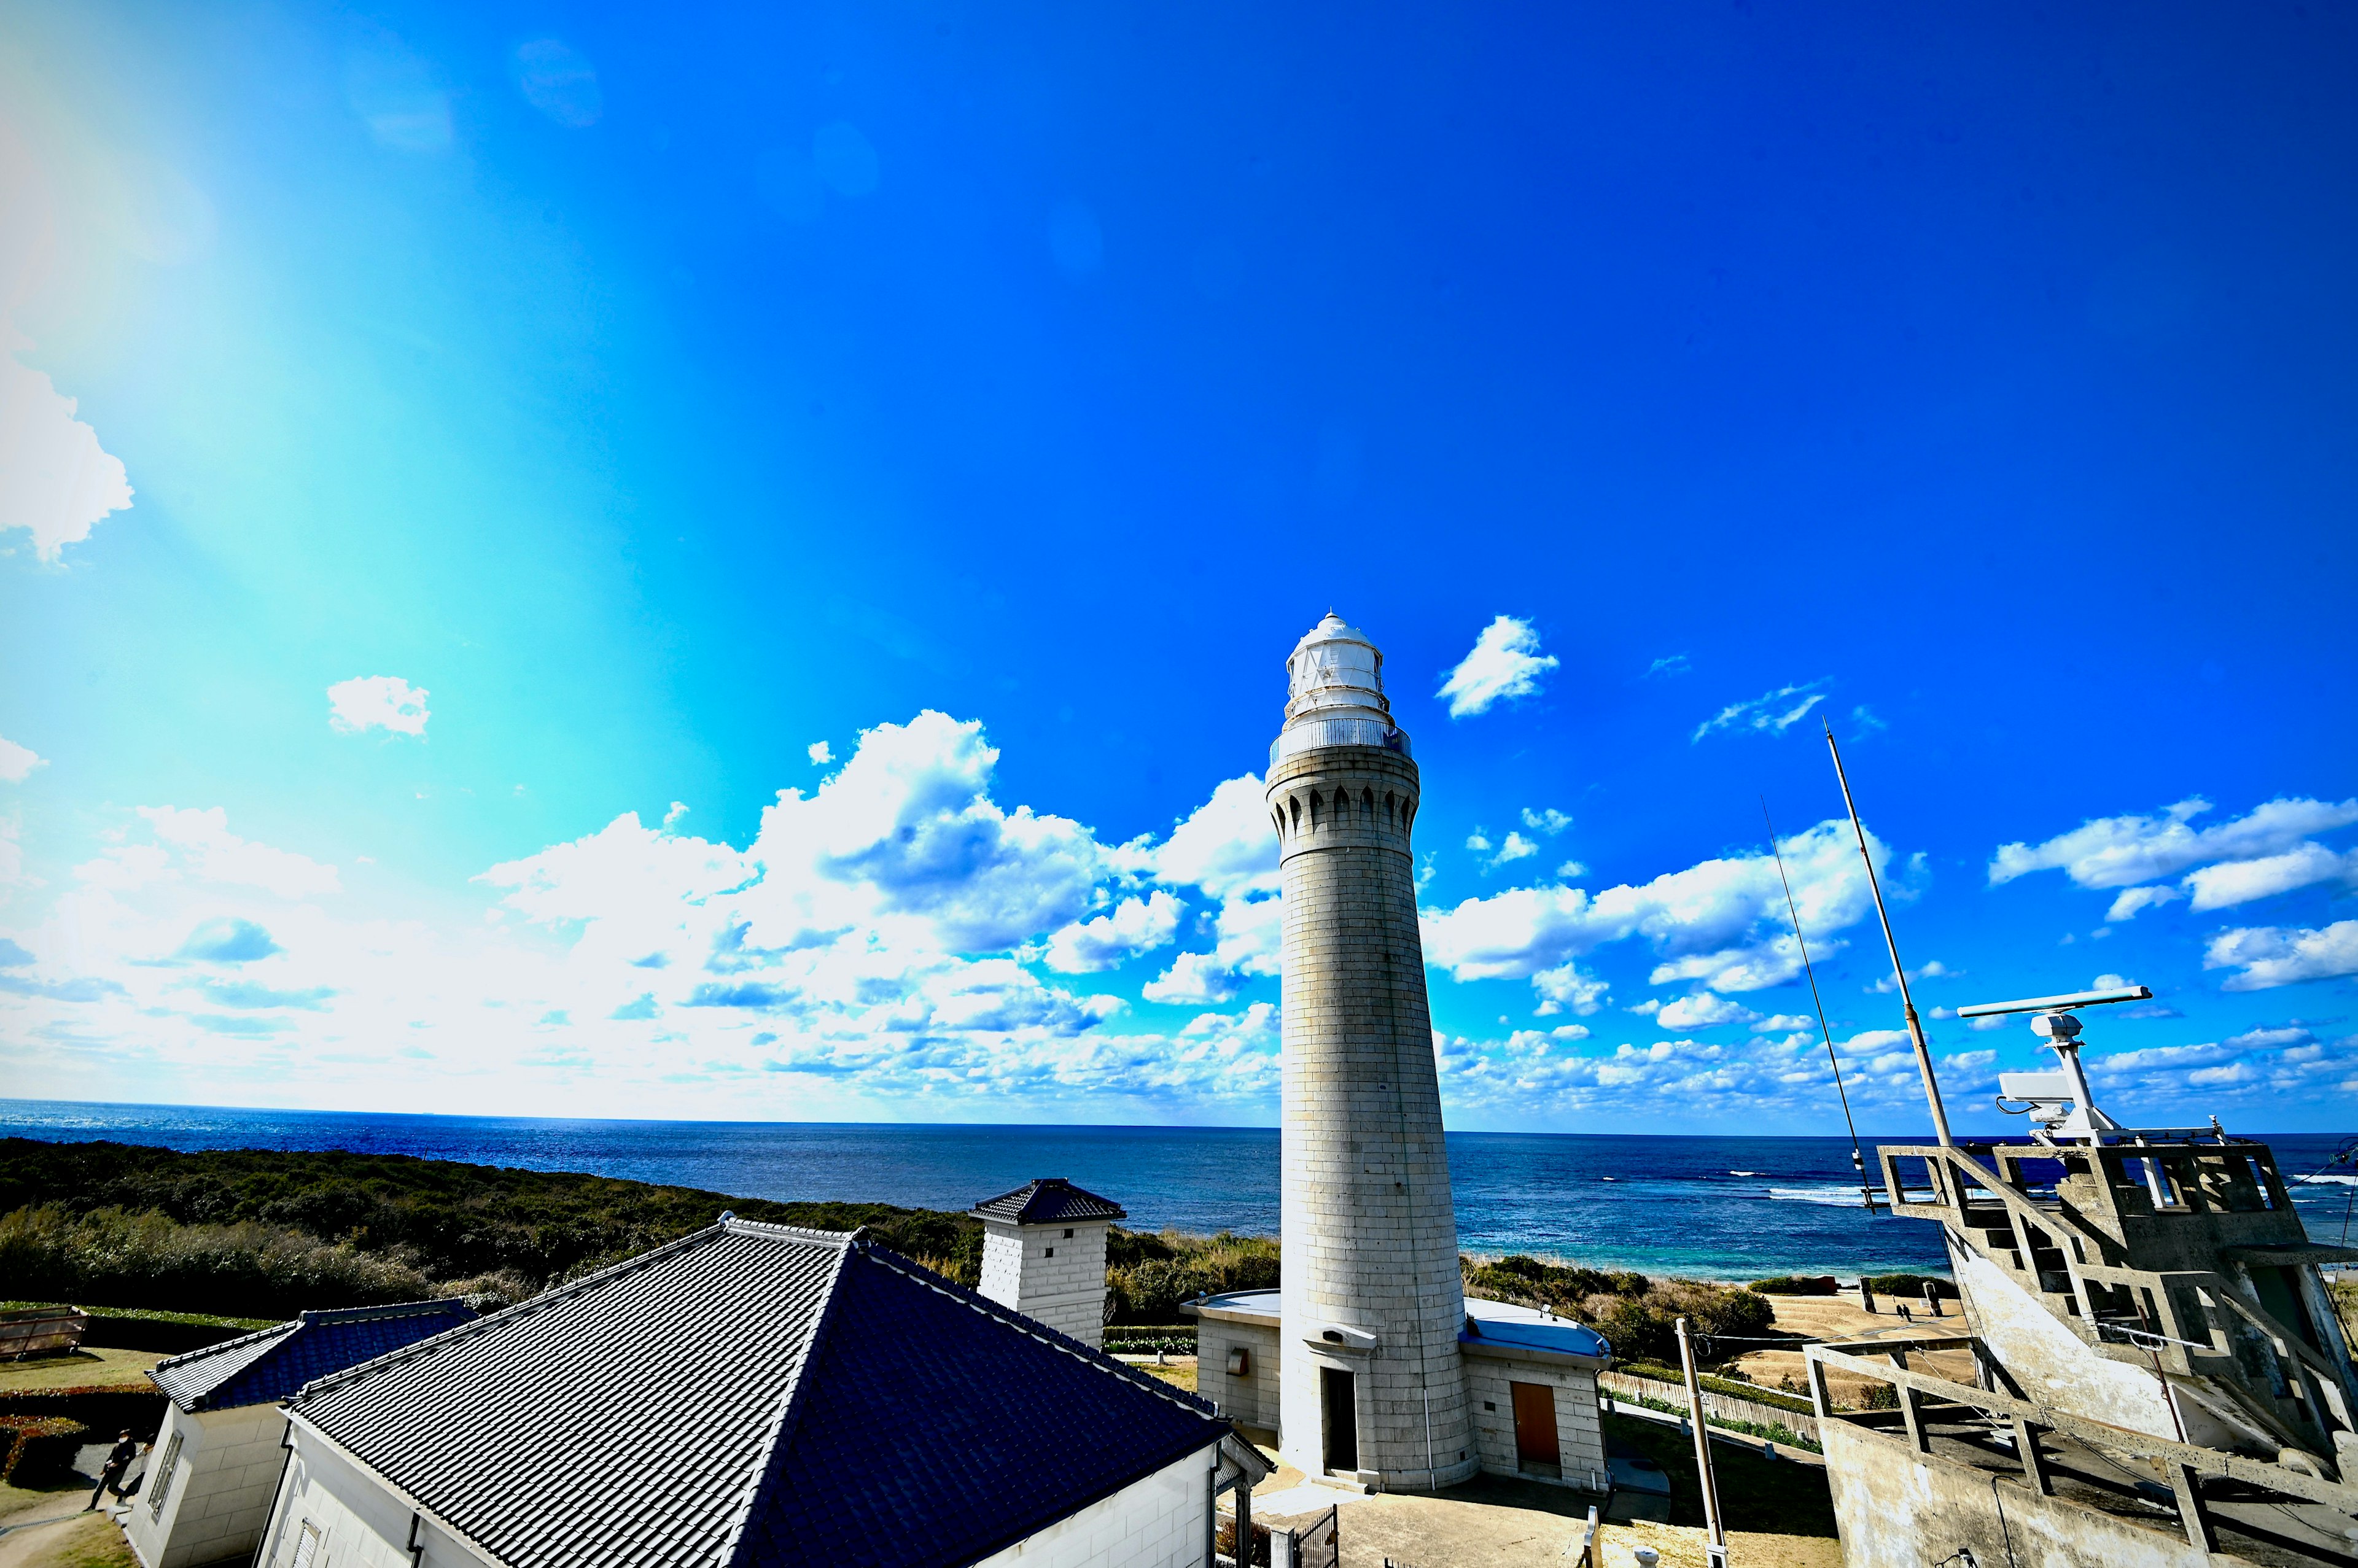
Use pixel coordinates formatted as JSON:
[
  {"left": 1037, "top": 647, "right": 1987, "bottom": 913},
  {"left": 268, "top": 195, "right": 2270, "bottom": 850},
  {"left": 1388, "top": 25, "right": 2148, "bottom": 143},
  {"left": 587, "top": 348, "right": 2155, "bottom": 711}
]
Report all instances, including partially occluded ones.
[{"left": 88, "top": 1430, "right": 138, "bottom": 1511}]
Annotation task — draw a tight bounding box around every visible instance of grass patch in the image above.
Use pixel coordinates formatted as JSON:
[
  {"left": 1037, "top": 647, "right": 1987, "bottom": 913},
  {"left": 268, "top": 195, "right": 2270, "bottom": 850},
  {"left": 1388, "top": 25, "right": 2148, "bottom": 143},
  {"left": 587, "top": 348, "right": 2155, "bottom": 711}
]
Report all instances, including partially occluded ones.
[
  {"left": 1614, "top": 1362, "right": 1816, "bottom": 1418},
  {"left": 1134, "top": 1360, "right": 1199, "bottom": 1394},
  {"left": 0, "top": 1349, "right": 161, "bottom": 1394}
]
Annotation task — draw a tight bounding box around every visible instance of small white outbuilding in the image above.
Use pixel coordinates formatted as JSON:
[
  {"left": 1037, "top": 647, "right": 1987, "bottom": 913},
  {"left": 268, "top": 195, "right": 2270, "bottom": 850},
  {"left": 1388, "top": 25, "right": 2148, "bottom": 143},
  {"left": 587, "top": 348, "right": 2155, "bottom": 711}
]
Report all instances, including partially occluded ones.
[{"left": 126, "top": 1299, "right": 475, "bottom": 1568}]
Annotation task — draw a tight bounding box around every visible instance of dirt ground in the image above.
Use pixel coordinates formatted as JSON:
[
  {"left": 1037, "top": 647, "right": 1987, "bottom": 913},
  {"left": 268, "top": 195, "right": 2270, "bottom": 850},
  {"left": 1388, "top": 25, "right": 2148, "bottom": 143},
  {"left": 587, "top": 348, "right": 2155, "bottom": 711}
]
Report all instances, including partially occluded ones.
[
  {"left": 0, "top": 1352, "right": 160, "bottom": 1396},
  {"left": 0, "top": 1490, "right": 136, "bottom": 1568},
  {"left": 1734, "top": 1290, "right": 1975, "bottom": 1410},
  {"left": 1247, "top": 1414, "right": 1840, "bottom": 1568}
]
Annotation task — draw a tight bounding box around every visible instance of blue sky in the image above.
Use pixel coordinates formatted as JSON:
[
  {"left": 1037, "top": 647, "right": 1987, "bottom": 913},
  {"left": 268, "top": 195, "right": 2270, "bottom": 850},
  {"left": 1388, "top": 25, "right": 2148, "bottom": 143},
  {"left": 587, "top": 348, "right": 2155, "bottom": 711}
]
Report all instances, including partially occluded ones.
[{"left": 1, "top": 1, "right": 2354, "bottom": 1133}]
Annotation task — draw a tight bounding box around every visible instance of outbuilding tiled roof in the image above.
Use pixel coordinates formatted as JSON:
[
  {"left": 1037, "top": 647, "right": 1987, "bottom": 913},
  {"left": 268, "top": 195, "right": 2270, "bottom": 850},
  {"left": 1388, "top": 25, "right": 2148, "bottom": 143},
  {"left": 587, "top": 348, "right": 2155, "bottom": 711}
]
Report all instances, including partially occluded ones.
[
  {"left": 148, "top": 1299, "right": 477, "bottom": 1413},
  {"left": 287, "top": 1217, "right": 1223, "bottom": 1568},
  {"left": 968, "top": 1177, "right": 1127, "bottom": 1225}
]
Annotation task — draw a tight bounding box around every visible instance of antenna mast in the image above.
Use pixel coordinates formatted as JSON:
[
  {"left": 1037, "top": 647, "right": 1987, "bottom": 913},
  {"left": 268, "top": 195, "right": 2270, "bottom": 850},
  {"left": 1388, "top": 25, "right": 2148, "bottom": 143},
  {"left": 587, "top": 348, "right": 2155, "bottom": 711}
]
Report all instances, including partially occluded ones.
[
  {"left": 1824, "top": 724, "right": 1953, "bottom": 1149},
  {"left": 1763, "top": 798, "right": 1878, "bottom": 1212}
]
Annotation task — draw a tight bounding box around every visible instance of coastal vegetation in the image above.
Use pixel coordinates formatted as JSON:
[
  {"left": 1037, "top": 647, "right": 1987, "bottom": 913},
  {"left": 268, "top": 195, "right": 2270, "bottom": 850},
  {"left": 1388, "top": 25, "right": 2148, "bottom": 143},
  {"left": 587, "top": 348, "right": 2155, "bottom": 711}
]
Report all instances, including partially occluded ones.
[
  {"left": 4, "top": 1139, "right": 1851, "bottom": 1370},
  {"left": 1463, "top": 1253, "right": 1775, "bottom": 1366}
]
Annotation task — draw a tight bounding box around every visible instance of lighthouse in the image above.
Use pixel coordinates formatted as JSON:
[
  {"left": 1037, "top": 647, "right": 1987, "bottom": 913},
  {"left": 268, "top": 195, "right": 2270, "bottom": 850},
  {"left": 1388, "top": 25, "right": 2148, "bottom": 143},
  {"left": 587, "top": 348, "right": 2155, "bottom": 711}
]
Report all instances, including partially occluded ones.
[{"left": 1266, "top": 613, "right": 1477, "bottom": 1491}]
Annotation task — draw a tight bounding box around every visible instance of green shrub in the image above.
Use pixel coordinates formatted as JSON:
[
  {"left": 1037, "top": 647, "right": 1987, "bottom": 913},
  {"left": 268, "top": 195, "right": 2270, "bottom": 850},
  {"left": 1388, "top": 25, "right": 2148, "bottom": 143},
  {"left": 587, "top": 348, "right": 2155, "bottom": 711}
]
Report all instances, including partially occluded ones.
[
  {"left": 1748, "top": 1275, "right": 1839, "bottom": 1295},
  {"left": 1864, "top": 1273, "right": 1956, "bottom": 1300}
]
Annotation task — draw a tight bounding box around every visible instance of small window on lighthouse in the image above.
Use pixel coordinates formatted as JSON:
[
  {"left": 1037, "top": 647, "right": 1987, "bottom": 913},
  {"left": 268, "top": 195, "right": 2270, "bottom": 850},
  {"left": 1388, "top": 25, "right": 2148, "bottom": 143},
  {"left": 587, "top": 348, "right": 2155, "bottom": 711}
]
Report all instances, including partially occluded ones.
[
  {"left": 1063, "top": 1227, "right": 1074, "bottom": 1238},
  {"left": 1045, "top": 1246, "right": 1056, "bottom": 1257}
]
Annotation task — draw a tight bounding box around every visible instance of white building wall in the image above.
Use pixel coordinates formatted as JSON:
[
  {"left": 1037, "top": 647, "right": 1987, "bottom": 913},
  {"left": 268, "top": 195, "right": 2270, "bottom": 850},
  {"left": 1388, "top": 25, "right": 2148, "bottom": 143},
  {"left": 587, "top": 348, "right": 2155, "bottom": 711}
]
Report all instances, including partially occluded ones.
[
  {"left": 126, "top": 1402, "right": 289, "bottom": 1568},
  {"left": 255, "top": 1426, "right": 492, "bottom": 1568},
  {"left": 1460, "top": 1356, "right": 1605, "bottom": 1486},
  {"left": 972, "top": 1443, "right": 1216, "bottom": 1568},
  {"left": 1196, "top": 1319, "right": 1282, "bottom": 1440},
  {"left": 980, "top": 1217, "right": 1111, "bottom": 1348}
]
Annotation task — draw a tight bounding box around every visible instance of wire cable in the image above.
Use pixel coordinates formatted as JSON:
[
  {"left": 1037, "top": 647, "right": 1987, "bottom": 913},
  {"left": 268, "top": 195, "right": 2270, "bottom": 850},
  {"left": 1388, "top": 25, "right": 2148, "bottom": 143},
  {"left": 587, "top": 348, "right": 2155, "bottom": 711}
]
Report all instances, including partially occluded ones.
[{"left": 1764, "top": 796, "right": 1879, "bottom": 1213}]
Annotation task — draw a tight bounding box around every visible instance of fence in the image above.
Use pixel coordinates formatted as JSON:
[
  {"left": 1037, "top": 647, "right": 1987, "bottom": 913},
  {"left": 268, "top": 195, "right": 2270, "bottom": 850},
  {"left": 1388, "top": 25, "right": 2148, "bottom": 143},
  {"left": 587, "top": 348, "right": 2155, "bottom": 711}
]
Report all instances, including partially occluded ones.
[{"left": 1598, "top": 1369, "right": 1821, "bottom": 1445}]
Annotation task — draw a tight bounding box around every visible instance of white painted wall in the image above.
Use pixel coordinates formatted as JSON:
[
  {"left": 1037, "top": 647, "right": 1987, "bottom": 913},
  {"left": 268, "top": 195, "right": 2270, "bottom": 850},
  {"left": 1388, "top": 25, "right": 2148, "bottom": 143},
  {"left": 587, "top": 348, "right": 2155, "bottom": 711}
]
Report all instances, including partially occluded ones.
[
  {"left": 255, "top": 1426, "right": 492, "bottom": 1568},
  {"left": 1460, "top": 1356, "right": 1605, "bottom": 1486},
  {"left": 1196, "top": 1319, "right": 1282, "bottom": 1438},
  {"left": 125, "top": 1401, "right": 289, "bottom": 1568},
  {"left": 973, "top": 1442, "right": 1216, "bottom": 1568},
  {"left": 979, "top": 1217, "right": 1111, "bottom": 1348}
]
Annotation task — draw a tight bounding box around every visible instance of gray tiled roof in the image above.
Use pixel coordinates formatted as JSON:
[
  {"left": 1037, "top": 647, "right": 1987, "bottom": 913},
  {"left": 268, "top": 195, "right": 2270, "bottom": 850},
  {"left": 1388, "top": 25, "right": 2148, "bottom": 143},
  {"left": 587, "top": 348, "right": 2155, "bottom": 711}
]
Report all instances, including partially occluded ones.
[
  {"left": 968, "top": 1177, "right": 1127, "bottom": 1225},
  {"left": 290, "top": 1221, "right": 847, "bottom": 1568},
  {"left": 288, "top": 1217, "right": 1221, "bottom": 1568}
]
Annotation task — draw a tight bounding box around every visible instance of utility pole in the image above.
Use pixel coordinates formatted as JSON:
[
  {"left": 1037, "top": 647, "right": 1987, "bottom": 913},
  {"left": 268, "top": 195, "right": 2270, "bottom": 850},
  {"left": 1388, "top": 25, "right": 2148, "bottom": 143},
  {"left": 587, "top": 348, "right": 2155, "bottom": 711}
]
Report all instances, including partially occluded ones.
[{"left": 1676, "top": 1316, "right": 1730, "bottom": 1568}]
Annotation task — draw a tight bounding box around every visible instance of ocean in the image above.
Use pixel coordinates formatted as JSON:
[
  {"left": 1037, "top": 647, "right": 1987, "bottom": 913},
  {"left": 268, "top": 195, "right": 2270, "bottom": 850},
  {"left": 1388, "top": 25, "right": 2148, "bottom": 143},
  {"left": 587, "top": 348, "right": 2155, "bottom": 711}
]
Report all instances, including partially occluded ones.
[{"left": 5, "top": 1098, "right": 2354, "bottom": 1280}]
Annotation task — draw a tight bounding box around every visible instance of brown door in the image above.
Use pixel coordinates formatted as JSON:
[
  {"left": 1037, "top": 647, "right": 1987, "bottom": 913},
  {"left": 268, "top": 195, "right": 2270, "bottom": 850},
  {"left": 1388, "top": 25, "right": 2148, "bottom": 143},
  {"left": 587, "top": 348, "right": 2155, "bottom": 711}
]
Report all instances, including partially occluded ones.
[{"left": 1511, "top": 1381, "right": 1560, "bottom": 1467}]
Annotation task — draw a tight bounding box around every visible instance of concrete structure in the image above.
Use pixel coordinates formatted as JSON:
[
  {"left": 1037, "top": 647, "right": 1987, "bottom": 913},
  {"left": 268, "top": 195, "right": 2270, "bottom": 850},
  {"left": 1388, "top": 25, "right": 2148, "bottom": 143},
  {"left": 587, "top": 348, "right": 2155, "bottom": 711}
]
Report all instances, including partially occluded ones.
[
  {"left": 973, "top": 1178, "right": 1126, "bottom": 1350},
  {"left": 1236, "top": 614, "right": 1605, "bottom": 1497},
  {"left": 128, "top": 1400, "right": 284, "bottom": 1568},
  {"left": 1267, "top": 613, "right": 1471, "bottom": 1492},
  {"left": 126, "top": 1299, "right": 475, "bottom": 1568},
  {"left": 1810, "top": 988, "right": 2358, "bottom": 1564},
  {"left": 1193, "top": 1289, "right": 1609, "bottom": 1493},
  {"left": 255, "top": 1217, "right": 1232, "bottom": 1568}
]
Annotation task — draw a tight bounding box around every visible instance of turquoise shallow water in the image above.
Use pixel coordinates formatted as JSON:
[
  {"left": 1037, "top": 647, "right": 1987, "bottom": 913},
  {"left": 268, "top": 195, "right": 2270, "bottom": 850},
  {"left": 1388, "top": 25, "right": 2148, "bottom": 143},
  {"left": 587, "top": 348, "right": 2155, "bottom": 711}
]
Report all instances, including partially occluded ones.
[{"left": 6, "top": 1098, "right": 2352, "bottom": 1279}]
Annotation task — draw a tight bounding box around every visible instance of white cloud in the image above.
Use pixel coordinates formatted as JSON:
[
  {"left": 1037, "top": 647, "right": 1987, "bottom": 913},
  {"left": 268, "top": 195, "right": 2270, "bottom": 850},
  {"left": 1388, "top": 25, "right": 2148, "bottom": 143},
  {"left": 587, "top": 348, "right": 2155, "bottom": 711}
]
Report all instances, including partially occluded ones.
[
  {"left": 2184, "top": 843, "right": 2358, "bottom": 911},
  {"left": 2205, "top": 921, "right": 2358, "bottom": 992},
  {"left": 1044, "top": 891, "right": 1183, "bottom": 974},
  {"left": 2106, "top": 885, "right": 2182, "bottom": 922},
  {"left": 1869, "top": 958, "right": 1956, "bottom": 994},
  {"left": 1644, "top": 654, "right": 1690, "bottom": 679},
  {"left": 1437, "top": 616, "right": 1558, "bottom": 718},
  {"left": 1531, "top": 961, "right": 1608, "bottom": 1016},
  {"left": 808, "top": 741, "right": 833, "bottom": 765},
  {"left": 1991, "top": 796, "right": 2358, "bottom": 890},
  {"left": 1692, "top": 681, "right": 1828, "bottom": 743},
  {"left": 1487, "top": 833, "right": 1537, "bottom": 870},
  {"left": 1142, "top": 951, "right": 1245, "bottom": 1005},
  {"left": 328, "top": 676, "right": 431, "bottom": 737},
  {"left": 1422, "top": 818, "right": 1889, "bottom": 1004},
  {"left": 1751, "top": 1013, "right": 1813, "bottom": 1034},
  {"left": 1145, "top": 775, "right": 1278, "bottom": 901},
  {"left": 76, "top": 807, "right": 342, "bottom": 900},
  {"left": 1521, "top": 808, "right": 1571, "bottom": 836},
  {"left": 1465, "top": 831, "right": 1492, "bottom": 854},
  {"left": 0, "top": 737, "right": 44, "bottom": 784},
  {"left": 1656, "top": 993, "right": 1760, "bottom": 1031},
  {"left": 0, "top": 330, "right": 134, "bottom": 561}
]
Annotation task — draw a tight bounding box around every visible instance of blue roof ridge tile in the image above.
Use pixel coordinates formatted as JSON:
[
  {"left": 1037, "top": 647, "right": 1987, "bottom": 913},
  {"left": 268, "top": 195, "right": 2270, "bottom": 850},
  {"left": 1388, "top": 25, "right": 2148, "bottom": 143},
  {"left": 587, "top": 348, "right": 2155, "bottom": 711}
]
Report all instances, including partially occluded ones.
[
  {"left": 716, "top": 1238, "right": 861, "bottom": 1567},
  {"left": 294, "top": 1297, "right": 474, "bottom": 1325},
  {"left": 855, "top": 1242, "right": 1221, "bottom": 1422},
  {"left": 290, "top": 1220, "right": 849, "bottom": 1406},
  {"left": 152, "top": 1319, "right": 294, "bottom": 1378}
]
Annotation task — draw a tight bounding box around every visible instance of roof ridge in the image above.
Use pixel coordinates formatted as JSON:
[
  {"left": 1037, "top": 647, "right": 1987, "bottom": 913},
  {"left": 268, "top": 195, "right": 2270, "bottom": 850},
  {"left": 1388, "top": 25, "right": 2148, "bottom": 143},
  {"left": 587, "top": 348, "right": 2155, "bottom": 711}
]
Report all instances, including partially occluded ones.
[
  {"left": 855, "top": 1243, "right": 1221, "bottom": 1422},
  {"left": 289, "top": 1222, "right": 734, "bottom": 1405},
  {"left": 151, "top": 1316, "right": 296, "bottom": 1375},
  {"left": 297, "top": 1297, "right": 473, "bottom": 1325},
  {"left": 716, "top": 1215, "right": 863, "bottom": 1246},
  {"left": 714, "top": 1238, "right": 862, "bottom": 1567}
]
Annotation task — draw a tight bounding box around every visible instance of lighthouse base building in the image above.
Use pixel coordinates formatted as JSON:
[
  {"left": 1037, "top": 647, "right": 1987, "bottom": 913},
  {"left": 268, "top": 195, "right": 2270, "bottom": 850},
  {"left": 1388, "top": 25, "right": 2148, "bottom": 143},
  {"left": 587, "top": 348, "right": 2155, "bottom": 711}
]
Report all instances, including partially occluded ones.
[{"left": 1188, "top": 615, "right": 1608, "bottom": 1494}]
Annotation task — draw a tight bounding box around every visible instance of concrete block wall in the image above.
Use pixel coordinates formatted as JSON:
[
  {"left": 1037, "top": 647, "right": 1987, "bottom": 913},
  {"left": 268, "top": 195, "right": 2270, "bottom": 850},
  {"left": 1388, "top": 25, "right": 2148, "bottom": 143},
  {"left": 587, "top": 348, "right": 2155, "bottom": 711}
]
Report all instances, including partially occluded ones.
[
  {"left": 1267, "top": 746, "right": 1475, "bottom": 1492},
  {"left": 1196, "top": 1318, "right": 1282, "bottom": 1439},
  {"left": 973, "top": 1443, "right": 1215, "bottom": 1568},
  {"left": 1461, "top": 1356, "right": 1606, "bottom": 1487},
  {"left": 980, "top": 1217, "right": 1111, "bottom": 1349},
  {"left": 126, "top": 1401, "right": 289, "bottom": 1568}
]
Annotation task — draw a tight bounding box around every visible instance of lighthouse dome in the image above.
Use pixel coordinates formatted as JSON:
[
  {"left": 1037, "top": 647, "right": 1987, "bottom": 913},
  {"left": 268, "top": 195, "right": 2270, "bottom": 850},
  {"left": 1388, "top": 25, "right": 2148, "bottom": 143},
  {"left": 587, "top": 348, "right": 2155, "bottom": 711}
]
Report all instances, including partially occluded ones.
[{"left": 1274, "top": 612, "right": 1411, "bottom": 764}]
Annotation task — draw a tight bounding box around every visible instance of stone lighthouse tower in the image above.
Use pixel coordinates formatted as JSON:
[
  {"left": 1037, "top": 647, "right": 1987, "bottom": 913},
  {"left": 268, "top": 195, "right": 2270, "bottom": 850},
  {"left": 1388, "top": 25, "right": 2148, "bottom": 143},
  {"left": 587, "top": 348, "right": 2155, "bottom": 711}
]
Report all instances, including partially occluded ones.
[{"left": 1267, "top": 613, "right": 1475, "bottom": 1492}]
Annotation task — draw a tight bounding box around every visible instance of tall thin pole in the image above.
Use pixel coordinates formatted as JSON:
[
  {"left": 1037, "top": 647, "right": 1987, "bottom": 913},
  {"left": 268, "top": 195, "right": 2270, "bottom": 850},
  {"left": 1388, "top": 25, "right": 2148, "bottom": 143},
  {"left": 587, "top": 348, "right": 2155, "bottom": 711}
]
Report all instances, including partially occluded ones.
[
  {"left": 1676, "top": 1317, "right": 1730, "bottom": 1568},
  {"left": 1763, "top": 798, "right": 1878, "bottom": 1213},
  {"left": 1824, "top": 724, "right": 1953, "bottom": 1149}
]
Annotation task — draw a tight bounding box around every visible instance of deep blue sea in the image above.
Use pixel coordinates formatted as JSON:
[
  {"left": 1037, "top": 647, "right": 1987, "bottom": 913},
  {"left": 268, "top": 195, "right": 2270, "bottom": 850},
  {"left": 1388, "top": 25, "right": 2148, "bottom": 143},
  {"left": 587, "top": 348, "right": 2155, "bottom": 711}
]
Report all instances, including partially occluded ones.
[{"left": 6, "top": 1099, "right": 2354, "bottom": 1280}]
